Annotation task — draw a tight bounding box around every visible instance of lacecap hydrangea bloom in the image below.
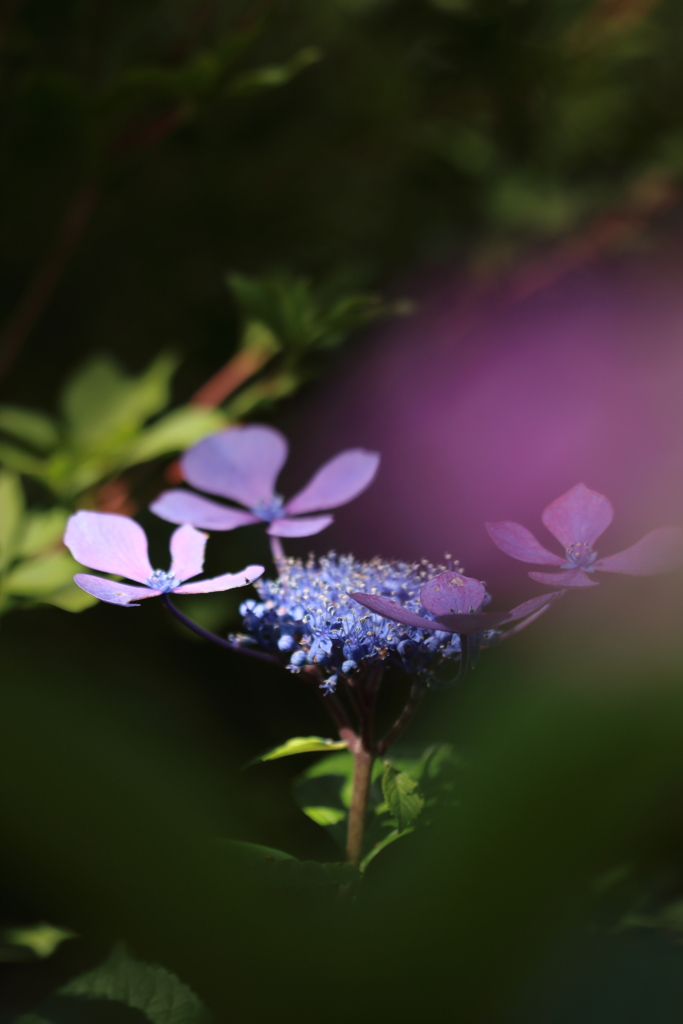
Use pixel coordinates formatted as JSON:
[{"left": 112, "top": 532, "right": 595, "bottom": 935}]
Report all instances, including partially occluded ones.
[{"left": 234, "top": 553, "right": 494, "bottom": 692}]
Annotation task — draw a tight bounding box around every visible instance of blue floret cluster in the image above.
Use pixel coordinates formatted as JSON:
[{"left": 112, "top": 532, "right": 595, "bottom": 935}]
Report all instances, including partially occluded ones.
[{"left": 234, "top": 552, "right": 465, "bottom": 691}]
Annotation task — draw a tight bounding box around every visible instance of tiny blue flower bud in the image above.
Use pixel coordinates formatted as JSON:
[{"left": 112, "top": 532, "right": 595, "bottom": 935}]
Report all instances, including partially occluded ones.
[
  {"left": 290, "top": 650, "right": 308, "bottom": 668},
  {"left": 277, "top": 634, "right": 296, "bottom": 652},
  {"left": 341, "top": 660, "right": 357, "bottom": 675}
]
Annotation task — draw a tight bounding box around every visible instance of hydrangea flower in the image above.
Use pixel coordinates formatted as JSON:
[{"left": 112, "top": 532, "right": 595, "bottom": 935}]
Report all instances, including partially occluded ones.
[
  {"left": 351, "top": 570, "right": 562, "bottom": 636},
  {"left": 64, "top": 510, "right": 263, "bottom": 607},
  {"left": 485, "top": 483, "right": 683, "bottom": 587},
  {"left": 233, "top": 553, "right": 473, "bottom": 690},
  {"left": 150, "top": 424, "right": 380, "bottom": 539}
]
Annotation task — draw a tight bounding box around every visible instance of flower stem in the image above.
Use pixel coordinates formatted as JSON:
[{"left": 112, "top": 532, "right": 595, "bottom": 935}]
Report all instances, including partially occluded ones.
[
  {"left": 377, "top": 679, "right": 427, "bottom": 755},
  {"left": 269, "top": 535, "right": 286, "bottom": 569},
  {"left": 160, "top": 594, "right": 280, "bottom": 664},
  {"left": 346, "top": 745, "right": 374, "bottom": 869}
]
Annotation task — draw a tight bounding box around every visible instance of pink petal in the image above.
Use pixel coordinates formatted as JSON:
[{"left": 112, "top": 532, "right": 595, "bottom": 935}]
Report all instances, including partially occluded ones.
[
  {"left": 169, "top": 524, "right": 207, "bottom": 583},
  {"left": 485, "top": 521, "right": 564, "bottom": 565},
  {"left": 267, "top": 515, "right": 334, "bottom": 537},
  {"left": 174, "top": 564, "right": 264, "bottom": 594},
  {"left": 285, "top": 449, "right": 380, "bottom": 515},
  {"left": 181, "top": 425, "right": 287, "bottom": 507},
  {"left": 420, "top": 572, "right": 487, "bottom": 615},
  {"left": 541, "top": 483, "right": 613, "bottom": 549},
  {"left": 73, "top": 574, "right": 157, "bottom": 606},
  {"left": 64, "top": 511, "right": 153, "bottom": 584},
  {"left": 505, "top": 591, "right": 565, "bottom": 622},
  {"left": 150, "top": 490, "right": 260, "bottom": 531},
  {"left": 350, "top": 593, "right": 443, "bottom": 630},
  {"left": 528, "top": 568, "right": 598, "bottom": 587},
  {"left": 434, "top": 611, "right": 511, "bottom": 634},
  {"left": 592, "top": 526, "right": 683, "bottom": 576}
]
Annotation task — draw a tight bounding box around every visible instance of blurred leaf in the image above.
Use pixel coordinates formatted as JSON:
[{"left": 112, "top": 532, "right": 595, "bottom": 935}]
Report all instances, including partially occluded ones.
[
  {"left": 381, "top": 766, "right": 424, "bottom": 832},
  {"left": 0, "top": 470, "right": 24, "bottom": 572},
  {"left": 0, "top": 442, "right": 48, "bottom": 476},
  {"left": 61, "top": 354, "right": 179, "bottom": 452},
  {"left": 221, "top": 840, "right": 358, "bottom": 886},
  {"left": 18, "top": 508, "right": 69, "bottom": 558},
  {"left": 3, "top": 922, "right": 76, "bottom": 958},
  {"left": 0, "top": 405, "right": 59, "bottom": 452},
  {"left": 228, "top": 47, "right": 323, "bottom": 96},
  {"left": 40, "top": 581, "right": 98, "bottom": 612},
  {"left": 248, "top": 735, "right": 348, "bottom": 766},
  {"left": 301, "top": 806, "right": 346, "bottom": 826},
  {"left": 360, "top": 827, "right": 414, "bottom": 872},
  {"left": 122, "top": 406, "right": 226, "bottom": 466},
  {"left": 4, "top": 551, "right": 80, "bottom": 596}
]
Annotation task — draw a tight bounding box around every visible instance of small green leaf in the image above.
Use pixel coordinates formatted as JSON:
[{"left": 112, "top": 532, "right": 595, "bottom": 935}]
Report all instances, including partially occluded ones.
[
  {"left": 4, "top": 552, "right": 79, "bottom": 596},
  {"left": 18, "top": 508, "right": 69, "bottom": 558},
  {"left": 228, "top": 46, "right": 322, "bottom": 95},
  {"left": 2, "top": 922, "right": 76, "bottom": 958},
  {"left": 0, "top": 405, "right": 59, "bottom": 452},
  {"left": 302, "top": 806, "right": 346, "bottom": 826},
  {"left": 249, "top": 735, "right": 348, "bottom": 766},
  {"left": 122, "top": 405, "right": 226, "bottom": 465},
  {"left": 0, "top": 470, "right": 24, "bottom": 571},
  {"left": 381, "top": 766, "right": 425, "bottom": 832},
  {"left": 360, "top": 827, "right": 415, "bottom": 872}
]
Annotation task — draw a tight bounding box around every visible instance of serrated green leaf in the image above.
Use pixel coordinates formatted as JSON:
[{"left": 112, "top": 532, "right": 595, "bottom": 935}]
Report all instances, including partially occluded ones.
[
  {"left": 382, "top": 766, "right": 425, "bottom": 832},
  {"left": 0, "top": 470, "right": 24, "bottom": 571},
  {"left": 59, "top": 942, "right": 207, "bottom": 1024},
  {"left": 248, "top": 735, "right": 348, "bottom": 766},
  {"left": 122, "top": 405, "right": 226, "bottom": 465},
  {"left": 4, "top": 551, "right": 79, "bottom": 596},
  {"left": 18, "top": 508, "right": 69, "bottom": 558},
  {"left": 302, "top": 805, "right": 346, "bottom": 826},
  {"left": 221, "top": 840, "right": 357, "bottom": 886},
  {"left": 0, "top": 405, "right": 59, "bottom": 452}
]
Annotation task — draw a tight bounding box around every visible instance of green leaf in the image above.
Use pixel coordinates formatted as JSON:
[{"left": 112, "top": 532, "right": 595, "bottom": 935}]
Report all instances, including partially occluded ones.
[
  {"left": 40, "top": 581, "right": 98, "bottom": 612},
  {"left": 221, "top": 840, "right": 358, "bottom": 886},
  {"left": 360, "top": 827, "right": 415, "bottom": 872},
  {"left": 381, "top": 766, "right": 425, "bottom": 832},
  {"left": 0, "top": 470, "right": 24, "bottom": 572},
  {"left": 0, "top": 442, "right": 47, "bottom": 477},
  {"left": 2, "top": 922, "right": 75, "bottom": 958},
  {"left": 122, "top": 405, "right": 226, "bottom": 465},
  {"left": 228, "top": 46, "right": 322, "bottom": 95},
  {"left": 301, "top": 806, "right": 346, "bottom": 826},
  {"left": 58, "top": 942, "right": 207, "bottom": 1024},
  {"left": 17, "top": 508, "right": 69, "bottom": 558},
  {"left": 0, "top": 405, "right": 59, "bottom": 452},
  {"left": 248, "top": 735, "right": 348, "bottom": 766},
  {"left": 4, "top": 552, "right": 80, "bottom": 596},
  {"left": 61, "top": 353, "right": 179, "bottom": 452}
]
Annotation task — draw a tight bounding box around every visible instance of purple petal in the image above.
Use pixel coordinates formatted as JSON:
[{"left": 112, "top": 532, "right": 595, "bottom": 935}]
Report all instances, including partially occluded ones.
[
  {"left": 174, "top": 564, "right": 264, "bottom": 594},
  {"left": 593, "top": 526, "right": 683, "bottom": 576},
  {"left": 150, "top": 490, "right": 260, "bottom": 531},
  {"left": 285, "top": 449, "right": 380, "bottom": 515},
  {"left": 267, "top": 515, "right": 334, "bottom": 537},
  {"left": 541, "top": 483, "right": 613, "bottom": 549},
  {"left": 73, "top": 574, "right": 157, "bottom": 606},
  {"left": 434, "top": 611, "right": 510, "bottom": 634},
  {"left": 169, "top": 525, "right": 207, "bottom": 583},
  {"left": 181, "top": 425, "right": 287, "bottom": 507},
  {"left": 420, "top": 572, "right": 487, "bottom": 615},
  {"left": 350, "top": 593, "right": 443, "bottom": 631},
  {"left": 64, "top": 511, "right": 153, "bottom": 584},
  {"left": 528, "top": 568, "right": 599, "bottom": 587},
  {"left": 505, "top": 591, "right": 565, "bottom": 622},
  {"left": 485, "top": 521, "right": 565, "bottom": 565}
]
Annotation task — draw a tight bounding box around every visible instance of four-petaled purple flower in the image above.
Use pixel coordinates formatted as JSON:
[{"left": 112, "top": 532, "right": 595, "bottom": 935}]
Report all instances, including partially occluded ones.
[
  {"left": 352, "top": 570, "right": 563, "bottom": 636},
  {"left": 150, "top": 424, "right": 380, "bottom": 538},
  {"left": 64, "top": 510, "right": 264, "bottom": 606},
  {"left": 486, "top": 482, "right": 683, "bottom": 588}
]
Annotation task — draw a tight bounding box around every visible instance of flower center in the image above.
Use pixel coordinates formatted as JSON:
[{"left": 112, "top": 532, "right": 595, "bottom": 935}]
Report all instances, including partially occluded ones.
[
  {"left": 250, "top": 495, "right": 285, "bottom": 523},
  {"left": 147, "top": 569, "right": 179, "bottom": 592},
  {"left": 563, "top": 542, "right": 598, "bottom": 571}
]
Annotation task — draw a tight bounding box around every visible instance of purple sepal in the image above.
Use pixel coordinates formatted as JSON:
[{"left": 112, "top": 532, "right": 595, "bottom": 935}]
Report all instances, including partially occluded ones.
[
  {"left": 434, "top": 611, "right": 510, "bottom": 634},
  {"left": 181, "top": 425, "right": 288, "bottom": 506},
  {"left": 505, "top": 591, "right": 565, "bottom": 621},
  {"left": 169, "top": 524, "right": 207, "bottom": 582},
  {"left": 528, "top": 568, "right": 598, "bottom": 587},
  {"left": 267, "top": 514, "right": 334, "bottom": 537},
  {"left": 150, "top": 490, "right": 260, "bottom": 531},
  {"left": 64, "top": 511, "right": 154, "bottom": 584},
  {"left": 175, "top": 564, "right": 264, "bottom": 594},
  {"left": 542, "top": 483, "right": 614, "bottom": 549},
  {"left": 485, "top": 521, "right": 565, "bottom": 565},
  {"left": 73, "top": 574, "right": 159, "bottom": 606},
  {"left": 350, "top": 593, "right": 441, "bottom": 631},
  {"left": 286, "top": 449, "right": 380, "bottom": 515},
  {"left": 420, "top": 572, "right": 487, "bottom": 615},
  {"left": 593, "top": 526, "right": 683, "bottom": 576}
]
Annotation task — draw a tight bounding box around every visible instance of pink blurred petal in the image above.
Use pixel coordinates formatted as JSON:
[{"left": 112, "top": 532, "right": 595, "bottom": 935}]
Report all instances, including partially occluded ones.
[
  {"left": 285, "top": 449, "right": 380, "bottom": 515},
  {"left": 64, "top": 511, "right": 153, "bottom": 584},
  {"left": 267, "top": 515, "right": 334, "bottom": 537},
  {"left": 505, "top": 591, "right": 565, "bottom": 622},
  {"left": 528, "top": 568, "right": 599, "bottom": 587},
  {"left": 181, "top": 425, "right": 288, "bottom": 507},
  {"left": 541, "top": 483, "right": 613, "bottom": 549},
  {"left": 350, "top": 593, "right": 443, "bottom": 630},
  {"left": 174, "top": 564, "right": 264, "bottom": 594},
  {"left": 485, "top": 521, "right": 565, "bottom": 565},
  {"left": 73, "top": 574, "right": 157, "bottom": 606},
  {"left": 150, "top": 490, "right": 260, "bottom": 531},
  {"left": 169, "top": 524, "right": 207, "bottom": 582},
  {"left": 593, "top": 526, "right": 683, "bottom": 575},
  {"left": 420, "top": 572, "right": 487, "bottom": 615}
]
